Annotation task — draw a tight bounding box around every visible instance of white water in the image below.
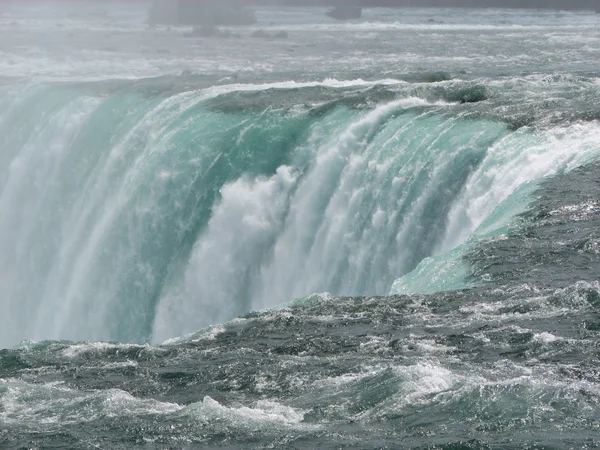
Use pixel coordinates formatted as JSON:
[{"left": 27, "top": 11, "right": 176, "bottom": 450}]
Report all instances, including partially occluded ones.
[
  {"left": 1, "top": 76, "right": 600, "bottom": 348},
  {"left": 152, "top": 97, "right": 600, "bottom": 342}
]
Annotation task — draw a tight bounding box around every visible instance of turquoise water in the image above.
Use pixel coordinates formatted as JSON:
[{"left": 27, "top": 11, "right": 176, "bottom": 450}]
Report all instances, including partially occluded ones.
[
  {"left": 2, "top": 83, "right": 598, "bottom": 346},
  {"left": 1, "top": 3, "right": 600, "bottom": 449}
]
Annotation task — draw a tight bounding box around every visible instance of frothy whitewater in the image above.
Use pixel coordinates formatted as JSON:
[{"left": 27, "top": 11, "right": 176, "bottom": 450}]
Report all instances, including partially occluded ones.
[{"left": 1, "top": 3, "right": 599, "bottom": 449}]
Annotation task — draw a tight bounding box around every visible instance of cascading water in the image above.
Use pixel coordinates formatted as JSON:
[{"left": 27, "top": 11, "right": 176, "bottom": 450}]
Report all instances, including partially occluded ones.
[
  {"left": 1, "top": 80, "right": 599, "bottom": 347},
  {"left": 3, "top": 4, "right": 600, "bottom": 448}
]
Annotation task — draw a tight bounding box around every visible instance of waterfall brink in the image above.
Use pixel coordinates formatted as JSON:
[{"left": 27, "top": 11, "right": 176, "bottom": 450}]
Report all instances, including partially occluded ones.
[{"left": 1, "top": 81, "right": 599, "bottom": 346}]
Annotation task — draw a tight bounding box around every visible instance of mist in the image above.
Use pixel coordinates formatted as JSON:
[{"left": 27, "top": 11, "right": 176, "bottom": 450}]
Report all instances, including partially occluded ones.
[{"left": 230, "top": 0, "right": 599, "bottom": 9}]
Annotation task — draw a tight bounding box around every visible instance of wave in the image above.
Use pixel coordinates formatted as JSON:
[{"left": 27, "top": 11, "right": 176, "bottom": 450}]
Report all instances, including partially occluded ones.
[{"left": 1, "top": 79, "right": 599, "bottom": 346}]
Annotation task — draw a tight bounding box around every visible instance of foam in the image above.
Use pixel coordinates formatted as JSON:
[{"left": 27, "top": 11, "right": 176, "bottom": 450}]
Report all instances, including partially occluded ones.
[
  {"left": 394, "top": 363, "right": 458, "bottom": 404},
  {"left": 0, "top": 380, "right": 181, "bottom": 426},
  {"left": 183, "top": 397, "right": 306, "bottom": 427},
  {"left": 61, "top": 342, "right": 150, "bottom": 358},
  {"left": 533, "top": 332, "right": 561, "bottom": 344},
  {"left": 162, "top": 324, "right": 227, "bottom": 345}
]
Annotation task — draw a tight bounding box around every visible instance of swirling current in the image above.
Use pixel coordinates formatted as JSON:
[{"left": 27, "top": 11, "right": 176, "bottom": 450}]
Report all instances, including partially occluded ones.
[{"left": 1, "top": 3, "right": 599, "bottom": 449}]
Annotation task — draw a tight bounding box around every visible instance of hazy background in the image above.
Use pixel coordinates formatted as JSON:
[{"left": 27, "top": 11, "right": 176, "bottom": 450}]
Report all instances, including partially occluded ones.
[
  {"left": 174, "top": 0, "right": 599, "bottom": 9},
  {"left": 258, "top": 0, "right": 599, "bottom": 7}
]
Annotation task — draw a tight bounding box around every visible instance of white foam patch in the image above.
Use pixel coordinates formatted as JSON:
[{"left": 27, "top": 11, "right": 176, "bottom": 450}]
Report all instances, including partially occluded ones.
[
  {"left": 342, "top": 361, "right": 472, "bottom": 422},
  {"left": 162, "top": 324, "right": 228, "bottom": 345},
  {"left": 0, "top": 380, "right": 181, "bottom": 426},
  {"left": 314, "top": 367, "right": 382, "bottom": 390},
  {"left": 358, "top": 336, "right": 455, "bottom": 356},
  {"left": 89, "top": 360, "right": 139, "bottom": 370},
  {"left": 359, "top": 357, "right": 600, "bottom": 422},
  {"left": 393, "top": 363, "right": 459, "bottom": 405},
  {"left": 413, "top": 339, "right": 456, "bottom": 354},
  {"left": 101, "top": 389, "right": 182, "bottom": 417},
  {"left": 60, "top": 342, "right": 150, "bottom": 358},
  {"left": 183, "top": 397, "right": 306, "bottom": 427},
  {"left": 533, "top": 332, "right": 561, "bottom": 344}
]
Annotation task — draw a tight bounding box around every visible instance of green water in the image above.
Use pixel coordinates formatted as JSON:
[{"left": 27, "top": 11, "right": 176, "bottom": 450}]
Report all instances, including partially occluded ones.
[{"left": 1, "top": 3, "right": 600, "bottom": 449}]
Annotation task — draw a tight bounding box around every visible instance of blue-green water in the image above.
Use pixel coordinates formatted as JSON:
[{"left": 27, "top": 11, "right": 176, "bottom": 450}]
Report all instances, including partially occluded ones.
[{"left": 1, "top": 2, "right": 600, "bottom": 449}]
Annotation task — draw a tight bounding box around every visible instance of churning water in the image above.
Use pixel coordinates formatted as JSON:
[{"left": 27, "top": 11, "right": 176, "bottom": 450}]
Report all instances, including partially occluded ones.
[{"left": 1, "top": 3, "right": 599, "bottom": 449}]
